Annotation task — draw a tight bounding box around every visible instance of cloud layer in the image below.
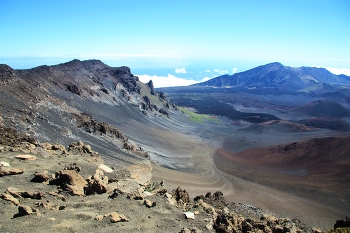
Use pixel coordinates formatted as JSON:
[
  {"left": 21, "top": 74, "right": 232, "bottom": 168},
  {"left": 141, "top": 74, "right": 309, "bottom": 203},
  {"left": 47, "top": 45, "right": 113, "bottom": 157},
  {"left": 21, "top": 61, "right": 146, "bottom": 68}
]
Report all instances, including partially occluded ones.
[
  {"left": 137, "top": 74, "right": 210, "bottom": 88},
  {"left": 324, "top": 67, "right": 350, "bottom": 76},
  {"left": 175, "top": 67, "right": 187, "bottom": 74}
]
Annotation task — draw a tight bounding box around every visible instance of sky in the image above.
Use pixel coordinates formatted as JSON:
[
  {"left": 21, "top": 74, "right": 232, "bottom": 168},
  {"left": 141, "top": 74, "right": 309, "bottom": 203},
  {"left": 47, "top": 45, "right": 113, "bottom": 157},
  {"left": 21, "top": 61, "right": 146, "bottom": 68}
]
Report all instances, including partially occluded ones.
[{"left": 0, "top": 0, "right": 349, "bottom": 87}]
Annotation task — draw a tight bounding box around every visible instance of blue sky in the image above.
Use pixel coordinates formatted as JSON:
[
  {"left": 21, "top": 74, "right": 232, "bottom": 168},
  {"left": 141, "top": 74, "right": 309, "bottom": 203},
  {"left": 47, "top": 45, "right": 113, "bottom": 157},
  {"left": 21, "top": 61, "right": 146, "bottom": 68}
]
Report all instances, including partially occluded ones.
[{"left": 1, "top": 0, "right": 349, "bottom": 87}]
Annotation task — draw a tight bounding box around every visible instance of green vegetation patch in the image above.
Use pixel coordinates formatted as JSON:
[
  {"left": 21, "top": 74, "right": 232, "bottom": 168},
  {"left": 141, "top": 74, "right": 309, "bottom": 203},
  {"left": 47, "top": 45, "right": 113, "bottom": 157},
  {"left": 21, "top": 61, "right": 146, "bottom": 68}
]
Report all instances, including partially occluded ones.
[{"left": 179, "top": 107, "right": 218, "bottom": 123}]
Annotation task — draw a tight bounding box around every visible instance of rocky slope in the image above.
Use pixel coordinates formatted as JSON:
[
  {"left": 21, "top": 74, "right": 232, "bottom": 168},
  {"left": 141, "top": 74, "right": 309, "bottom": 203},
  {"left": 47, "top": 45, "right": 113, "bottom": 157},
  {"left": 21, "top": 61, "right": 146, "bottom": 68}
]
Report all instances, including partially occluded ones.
[
  {"left": 1, "top": 60, "right": 350, "bottom": 232},
  {"left": 0, "top": 59, "right": 177, "bottom": 167},
  {"left": 0, "top": 129, "right": 328, "bottom": 233}
]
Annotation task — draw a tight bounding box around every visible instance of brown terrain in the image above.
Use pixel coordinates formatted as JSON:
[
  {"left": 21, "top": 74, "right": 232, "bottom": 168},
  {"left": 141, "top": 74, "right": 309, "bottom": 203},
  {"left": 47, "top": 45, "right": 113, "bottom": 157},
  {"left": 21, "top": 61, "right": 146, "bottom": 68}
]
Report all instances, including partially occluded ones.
[
  {"left": 0, "top": 129, "right": 321, "bottom": 233},
  {"left": 214, "top": 137, "right": 350, "bottom": 224},
  {"left": 1, "top": 59, "right": 350, "bottom": 232}
]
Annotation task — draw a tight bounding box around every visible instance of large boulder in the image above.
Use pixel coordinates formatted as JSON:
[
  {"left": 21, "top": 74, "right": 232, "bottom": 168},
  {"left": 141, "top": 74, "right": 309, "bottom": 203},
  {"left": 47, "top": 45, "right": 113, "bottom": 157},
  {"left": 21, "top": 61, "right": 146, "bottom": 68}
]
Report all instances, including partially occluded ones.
[
  {"left": 50, "top": 170, "right": 87, "bottom": 196},
  {"left": 84, "top": 169, "right": 108, "bottom": 195},
  {"left": 125, "top": 160, "right": 152, "bottom": 186}
]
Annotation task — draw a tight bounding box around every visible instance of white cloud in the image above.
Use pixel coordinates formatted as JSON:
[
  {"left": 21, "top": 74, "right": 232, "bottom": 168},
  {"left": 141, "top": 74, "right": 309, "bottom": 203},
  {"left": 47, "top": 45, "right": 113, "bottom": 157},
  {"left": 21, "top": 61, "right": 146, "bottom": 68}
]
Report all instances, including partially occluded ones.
[
  {"left": 213, "top": 69, "right": 228, "bottom": 75},
  {"left": 205, "top": 70, "right": 211, "bottom": 73},
  {"left": 232, "top": 68, "right": 238, "bottom": 74},
  {"left": 325, "top": 67, "right": 350, "bottom": 76},
  {"left": 175, "top": 67, "right": 187, "bottom": 74},
  {"left": 312, "top": 65, "right": 350, "bottom": 76},
  {"left": 137, "top": 74, "right": 211, "bottom": 88}
]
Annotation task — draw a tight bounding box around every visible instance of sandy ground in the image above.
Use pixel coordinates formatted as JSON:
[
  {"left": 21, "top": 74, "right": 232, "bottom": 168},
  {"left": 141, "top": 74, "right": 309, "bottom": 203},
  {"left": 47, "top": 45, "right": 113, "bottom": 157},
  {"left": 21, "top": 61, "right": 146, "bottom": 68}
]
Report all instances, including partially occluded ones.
[{"left": 147, "top": 117, "right": 350, "bottom": 231}]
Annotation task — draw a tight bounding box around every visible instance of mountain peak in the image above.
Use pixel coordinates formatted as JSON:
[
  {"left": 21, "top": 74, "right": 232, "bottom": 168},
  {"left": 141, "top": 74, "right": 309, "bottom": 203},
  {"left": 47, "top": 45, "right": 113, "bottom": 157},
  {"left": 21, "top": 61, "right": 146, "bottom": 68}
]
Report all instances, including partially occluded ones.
[
  {"left": 193, "top": 62, "right": 350, "bottom": 90},
  {"left": 266, "top": 62, "right": 284, "bottom": 67}
]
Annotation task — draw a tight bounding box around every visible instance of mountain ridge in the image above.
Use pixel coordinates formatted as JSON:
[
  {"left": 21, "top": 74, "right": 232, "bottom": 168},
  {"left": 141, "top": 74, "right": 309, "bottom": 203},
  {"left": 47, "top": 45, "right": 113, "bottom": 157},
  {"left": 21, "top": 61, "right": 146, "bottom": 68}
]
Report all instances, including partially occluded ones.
[{"left": 192, "top": 62, "right": 350, "bottom": 91}]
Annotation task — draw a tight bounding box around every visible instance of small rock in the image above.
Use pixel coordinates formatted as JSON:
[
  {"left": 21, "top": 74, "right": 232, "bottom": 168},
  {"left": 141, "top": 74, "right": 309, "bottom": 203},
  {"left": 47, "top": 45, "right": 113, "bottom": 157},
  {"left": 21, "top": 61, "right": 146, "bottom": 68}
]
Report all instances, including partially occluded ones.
[
  {"left": 98, "top": 164, "right": 113, "bottom": 173},
  {"left": 107, "top": 212, "right": 129, "bottom": 223},
  {"left": 0, "top": 193, "right": 20, "bottom": 205},
  {"left": 143, "top": 191, "right": 153, "bottom": 197},
  {"left": 183, "top": 212, "right": 195, "bottom": 220},
  {"left": 0, "top": 161, "right": 10, "bottom": 167},
  {"left": 49, "top": 217, "right": 56, "bottom": 221},
  {"left": 144, "top": 199, "right": 156, "bottom": 208},
  {"left": 313, "top": 228, "right": 323, "bottom": 233},
  {"left": 194, "top": 210, "right": 200, "bottom": 215},
  {"left": 15, "top": 154, "right": 37, "bottom": 161},
  {"left": 64, "top": 163, "right": 81, "bottom": 173},
  {"left": 0, "top": 167, "right": 25, "bottom": 177},
  {"left": 95, "top": 215, "right": 104, "bottom": 221}
]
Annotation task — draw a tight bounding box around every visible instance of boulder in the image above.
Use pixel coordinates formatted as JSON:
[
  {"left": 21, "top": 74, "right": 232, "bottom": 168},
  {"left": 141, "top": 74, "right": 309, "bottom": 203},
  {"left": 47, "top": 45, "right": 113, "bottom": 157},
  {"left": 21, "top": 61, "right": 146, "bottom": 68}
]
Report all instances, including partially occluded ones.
[
  {"left": 14, "top": 205, "right": 33, "bottom": 218},
  {"left": 5, "top": 188, "right": 44, "bottom": 199},
  {"left": 0, "top": 161, "right": 10, "bottom": 167},
  {"left": 0, "top": 193, "right": 20, "bottom": 205},
  {"left": 108, "top": 179, "right": 142, "bottom": 198},
  {"left": 50, "top": 170, "right": 87, "bottom": 196},
  {"left": 106, "top": 212, "right": 129, "bottom": 223},
  {"left": 0, "top": 167, "right": 25, "bottom": 177},
  {"left": 31, "top": 170, "right": 50, "bottom": 183},
  {"left": 126, "top": 160, "right": 152, "bottom": 186},
  {"left": 84, "top": 169, "right": 108, "bottom": 195},
  {"left": 183, "top": 212, "right": 195, "bottom": 220},
  {"left": 143, "top": 199, "right": 156, "bottom": 208}
]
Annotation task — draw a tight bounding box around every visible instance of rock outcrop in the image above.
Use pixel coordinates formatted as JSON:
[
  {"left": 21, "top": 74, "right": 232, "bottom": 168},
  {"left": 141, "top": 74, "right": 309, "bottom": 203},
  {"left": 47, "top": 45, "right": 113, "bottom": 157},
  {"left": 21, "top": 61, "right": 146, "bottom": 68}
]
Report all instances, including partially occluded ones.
[{"left": 50, "top": 169, "right": 87, "bottom": 196}]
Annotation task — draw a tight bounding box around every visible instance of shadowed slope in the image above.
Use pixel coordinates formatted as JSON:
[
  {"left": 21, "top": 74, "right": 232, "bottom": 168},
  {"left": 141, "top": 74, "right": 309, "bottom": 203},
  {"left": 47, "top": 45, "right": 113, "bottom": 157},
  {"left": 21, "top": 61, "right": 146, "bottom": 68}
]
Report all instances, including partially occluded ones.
[
  {"left": 214, "top": 136, "right": 350, "bottom": 222},
  {"left": 294, "top": 100, "right": 350, "bottom": 117}
]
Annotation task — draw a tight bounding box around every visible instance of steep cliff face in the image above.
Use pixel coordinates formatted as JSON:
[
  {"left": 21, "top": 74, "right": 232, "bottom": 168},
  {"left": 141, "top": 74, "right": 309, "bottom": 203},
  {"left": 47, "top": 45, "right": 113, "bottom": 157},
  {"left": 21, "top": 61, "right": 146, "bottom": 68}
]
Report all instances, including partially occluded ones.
[{"left": 0, "top": 59, "right": 176, "bottom": 162}]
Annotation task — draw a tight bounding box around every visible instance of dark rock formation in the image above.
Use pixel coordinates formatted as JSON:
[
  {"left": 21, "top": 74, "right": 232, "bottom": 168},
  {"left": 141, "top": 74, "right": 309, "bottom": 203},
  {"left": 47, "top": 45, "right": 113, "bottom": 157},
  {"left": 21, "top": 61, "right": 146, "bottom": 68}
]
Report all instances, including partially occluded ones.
[
  {"left": 74, "top": 113, "right": 127, "bottom": 142},
  {"left": 147, "top": 80, "right": 155, "bottom": 95},
  {"left": 334, "top": 216, "right": 350, "bottom": 229},
  {"left": 171, "top": 186, "right": 190, "bottom": 203},
  {"left": 65, "top": 83, "right": 82, "bottom": 96},
  {"left": 0, "top": 127, "right": 37, "bottom": 147},
  {"left": 158, "top": 91, "right": 166, "bottom": 100},
  {"left": 159, "top": 108, "right": 169, "bottom": 117},
  {"left": 142, "top": 96, "right": 152, "bottom": 110}
]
